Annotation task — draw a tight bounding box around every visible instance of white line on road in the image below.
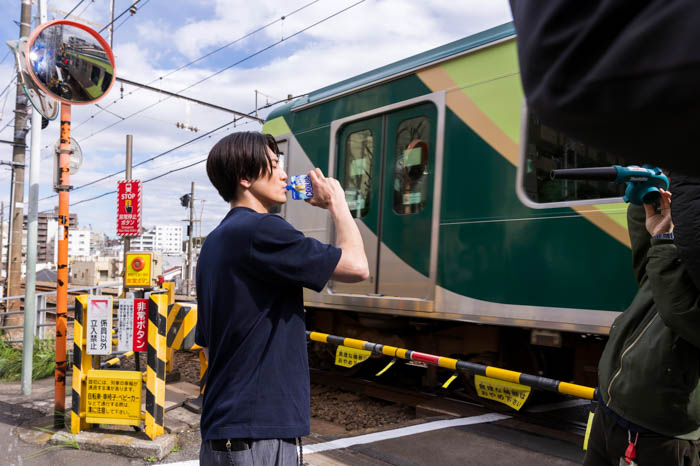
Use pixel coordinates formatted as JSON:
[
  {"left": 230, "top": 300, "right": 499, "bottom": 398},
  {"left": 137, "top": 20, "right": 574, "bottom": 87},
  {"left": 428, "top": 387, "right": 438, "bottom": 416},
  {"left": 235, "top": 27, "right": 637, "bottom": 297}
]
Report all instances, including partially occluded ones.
[
  {"left": 158, "top": 398, "right": 588, "bottom": 464},
  {"left": 157, "top": 413, "right": 511, "bottom": 464},
  {"left": 304, "top": 412, "right": 511, "bottom": 454}
]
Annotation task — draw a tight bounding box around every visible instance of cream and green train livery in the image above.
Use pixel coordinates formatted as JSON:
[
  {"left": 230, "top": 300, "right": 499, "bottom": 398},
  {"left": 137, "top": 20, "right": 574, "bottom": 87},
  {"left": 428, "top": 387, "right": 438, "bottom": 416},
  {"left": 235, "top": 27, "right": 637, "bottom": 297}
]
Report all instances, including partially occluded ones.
[{"left": 262, "top": 23, "right": 634, "bottom": 335}]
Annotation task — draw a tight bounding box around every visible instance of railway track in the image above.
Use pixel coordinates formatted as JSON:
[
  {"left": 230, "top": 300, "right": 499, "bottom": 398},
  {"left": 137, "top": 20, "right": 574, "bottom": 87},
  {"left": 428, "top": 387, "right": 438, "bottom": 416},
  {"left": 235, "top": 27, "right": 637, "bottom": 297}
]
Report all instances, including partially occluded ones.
[{"left": 310, "top": 368, "right": 589, "bottom": 446}]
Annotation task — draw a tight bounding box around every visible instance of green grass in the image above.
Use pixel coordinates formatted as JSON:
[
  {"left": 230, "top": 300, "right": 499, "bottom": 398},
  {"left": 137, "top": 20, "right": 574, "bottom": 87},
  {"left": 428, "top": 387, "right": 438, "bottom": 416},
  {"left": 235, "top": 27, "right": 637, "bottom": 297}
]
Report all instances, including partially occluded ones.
[{"left": 0, "top": 337, "right": 56, "bottom": 381}]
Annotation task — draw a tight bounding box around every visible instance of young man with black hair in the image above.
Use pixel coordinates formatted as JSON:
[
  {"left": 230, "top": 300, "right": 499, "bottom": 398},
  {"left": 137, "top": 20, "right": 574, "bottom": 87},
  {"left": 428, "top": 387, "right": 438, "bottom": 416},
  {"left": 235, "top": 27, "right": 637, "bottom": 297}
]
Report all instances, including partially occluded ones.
[{"left": 195, "top": 131, "right": 369, "bottom": 465}]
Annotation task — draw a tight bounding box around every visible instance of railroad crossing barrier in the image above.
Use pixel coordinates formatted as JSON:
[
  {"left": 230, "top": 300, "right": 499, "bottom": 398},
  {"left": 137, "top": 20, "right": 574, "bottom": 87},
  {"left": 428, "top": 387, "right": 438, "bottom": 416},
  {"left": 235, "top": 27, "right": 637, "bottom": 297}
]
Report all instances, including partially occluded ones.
[
  {"left": 164, "top": 301, "right": 207, "bottom": 410},
  {"left": 307, "top": 331, "right": 596, "bottom": 404},
  {"left": 70, "top": 293, "right": 170, "bottom": 440}
]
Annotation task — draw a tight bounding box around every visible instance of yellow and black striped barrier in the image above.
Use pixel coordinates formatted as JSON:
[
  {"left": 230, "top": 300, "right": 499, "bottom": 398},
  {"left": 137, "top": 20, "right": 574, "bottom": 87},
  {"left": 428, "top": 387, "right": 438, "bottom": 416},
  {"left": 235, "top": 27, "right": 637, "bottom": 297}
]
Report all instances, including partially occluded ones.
[
  {"left": 166, "top": 303, "right": 198, "bottom": 352},
  {"left": 145, "top": 293, "right": 168, "bottom": 440},
  {"left": 71, "top": 295, "right": 93, "bottom": 434},
  {"left": 307, "top": 331, "right": 595, "bottom": 401},
  {"left": 100, "top": 351, "right": 135, "bottom": 369}
]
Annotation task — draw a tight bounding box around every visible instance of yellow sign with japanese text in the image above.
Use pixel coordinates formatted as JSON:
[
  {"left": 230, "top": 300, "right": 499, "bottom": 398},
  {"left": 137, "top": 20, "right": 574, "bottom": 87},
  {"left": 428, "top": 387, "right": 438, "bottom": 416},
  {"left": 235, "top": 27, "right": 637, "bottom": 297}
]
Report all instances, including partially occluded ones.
[
  {"left": 86, "top": 369, "right": 142, "bottom": 425},
  {"left": 335, "top": 345, "right": 371, "bottom": 368},
  {"left": 474, "top": 374, "right": 531, "bottom": 411},
  {"left": 125, "top": 251, "right": 152, "bottom": 287}
]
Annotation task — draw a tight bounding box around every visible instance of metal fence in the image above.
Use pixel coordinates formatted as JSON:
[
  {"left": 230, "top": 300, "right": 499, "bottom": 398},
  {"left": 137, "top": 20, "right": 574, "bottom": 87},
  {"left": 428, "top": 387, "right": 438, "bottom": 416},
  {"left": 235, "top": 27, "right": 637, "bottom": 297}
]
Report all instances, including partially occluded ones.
[{"left": 0, "top": 283, "right": 121, "bottom": 343}]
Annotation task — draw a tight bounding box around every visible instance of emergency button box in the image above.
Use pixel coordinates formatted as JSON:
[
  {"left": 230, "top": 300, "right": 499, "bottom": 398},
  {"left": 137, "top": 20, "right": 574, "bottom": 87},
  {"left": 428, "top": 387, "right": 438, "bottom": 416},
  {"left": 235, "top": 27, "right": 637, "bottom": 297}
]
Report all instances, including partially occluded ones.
[{"left": 125, "top": 251, "right": 153, "bottom": 287}]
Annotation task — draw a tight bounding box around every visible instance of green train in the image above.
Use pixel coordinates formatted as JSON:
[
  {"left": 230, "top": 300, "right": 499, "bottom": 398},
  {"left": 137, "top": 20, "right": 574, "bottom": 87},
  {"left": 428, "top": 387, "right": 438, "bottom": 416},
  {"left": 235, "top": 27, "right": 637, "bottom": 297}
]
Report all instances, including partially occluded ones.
[{"left": 262, "top": 23, "right": 635, "bottom": 386}]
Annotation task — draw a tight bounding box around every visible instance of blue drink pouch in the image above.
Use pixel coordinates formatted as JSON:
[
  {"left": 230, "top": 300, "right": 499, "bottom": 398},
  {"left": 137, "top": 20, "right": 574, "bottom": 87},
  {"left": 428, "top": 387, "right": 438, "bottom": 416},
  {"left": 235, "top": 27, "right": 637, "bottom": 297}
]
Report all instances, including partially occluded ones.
[{"left": 286, "top": 175, "right": 314, "bottom": 200}]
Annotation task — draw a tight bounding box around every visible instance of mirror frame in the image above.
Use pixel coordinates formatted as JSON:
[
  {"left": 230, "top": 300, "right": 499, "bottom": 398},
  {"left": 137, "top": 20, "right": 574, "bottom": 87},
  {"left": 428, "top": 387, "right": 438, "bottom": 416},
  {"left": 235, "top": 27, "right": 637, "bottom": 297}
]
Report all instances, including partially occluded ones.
[{"left": 24, "top": 19, "right": 116, "bottom": 106}]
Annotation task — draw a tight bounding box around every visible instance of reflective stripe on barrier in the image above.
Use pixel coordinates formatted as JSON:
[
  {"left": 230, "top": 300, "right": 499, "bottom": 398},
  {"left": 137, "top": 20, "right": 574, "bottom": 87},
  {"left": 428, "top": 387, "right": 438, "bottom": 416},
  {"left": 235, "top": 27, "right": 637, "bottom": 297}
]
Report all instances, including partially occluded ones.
[
  {"left": 145, "top": 294, "right": 168, "bottom": 439},
  {"left": 71, "top": 295, "right": 93, "bottom": 434},
  {"left": 306, "top": 331, "right": 595, "bottom": 400}
]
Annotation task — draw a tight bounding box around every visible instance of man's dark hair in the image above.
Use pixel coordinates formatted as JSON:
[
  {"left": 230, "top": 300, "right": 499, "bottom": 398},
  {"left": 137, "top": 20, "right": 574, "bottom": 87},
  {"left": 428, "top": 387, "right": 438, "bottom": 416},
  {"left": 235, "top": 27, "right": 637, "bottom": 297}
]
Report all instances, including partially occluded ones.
[{"left": 206, "top": 131, "right": 280, "bottom": 202}]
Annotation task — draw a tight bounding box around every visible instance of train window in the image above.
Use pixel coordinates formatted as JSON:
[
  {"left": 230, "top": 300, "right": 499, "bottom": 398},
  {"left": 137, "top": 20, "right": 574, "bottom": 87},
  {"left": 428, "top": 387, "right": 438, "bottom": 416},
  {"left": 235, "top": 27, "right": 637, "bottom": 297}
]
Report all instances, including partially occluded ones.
[
  {"left": 393, "top": 116, "right": 430, "bottom": 215},
  {"left": 342, "top": 129, "right": 374, "bottom": 218},
  {"left": 520, "top": 111, "right": 626, "bottom": 205},
  {"left": 101, "top": 72, "right": 113, "bottom": 93},
  {"left": 90, "top": 66, "right": 101, "bottom": 85}
]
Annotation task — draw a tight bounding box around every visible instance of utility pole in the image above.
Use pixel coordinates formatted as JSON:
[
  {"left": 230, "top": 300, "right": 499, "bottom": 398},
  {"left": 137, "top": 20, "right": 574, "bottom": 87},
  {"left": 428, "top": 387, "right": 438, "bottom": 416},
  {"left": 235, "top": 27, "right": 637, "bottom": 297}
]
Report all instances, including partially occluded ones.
[
  {"left": 187, "top": 182, "right": 194, "bottom": 296},
  {"left": 7, "top": 0, "right": 32, "bottom": 314},
  {"left": 4, "top": 168, "right": 14, "bottom": 303},
  {"left": 108, "top": 0, "right": 115, "bottom": 48},
  {"left": 22, "top": 0, "right": 47, "bottom": 396}
]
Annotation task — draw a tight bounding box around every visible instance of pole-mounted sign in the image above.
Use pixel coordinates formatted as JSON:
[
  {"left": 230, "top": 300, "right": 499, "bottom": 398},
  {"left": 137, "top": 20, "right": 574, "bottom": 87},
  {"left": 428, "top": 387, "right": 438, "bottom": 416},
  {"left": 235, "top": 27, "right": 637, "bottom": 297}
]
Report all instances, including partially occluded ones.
[
  {"left": 117, "top": 180, "right": 142, "bottom": 236},
  {"left": 24, "top": 18, "right": 116, "bottom": 428}
]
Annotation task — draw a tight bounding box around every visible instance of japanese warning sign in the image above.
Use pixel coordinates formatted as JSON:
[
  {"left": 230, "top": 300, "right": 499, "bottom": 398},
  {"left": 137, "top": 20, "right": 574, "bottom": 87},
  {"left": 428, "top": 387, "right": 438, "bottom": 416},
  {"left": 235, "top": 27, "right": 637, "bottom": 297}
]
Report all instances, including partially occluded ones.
[
  {"left": 117, "top": 299, "right": 134, "bottom": 353},
  {"left": 86, "top": 369, "right": 142, "bottom": 425},
  {"left": 86, "top": 296, "right": 113, "bottom": 355},
  {"left": 117, "top": 180, "right": 142, "bottom": 236},
  {"left": 334, "top": 345, "right": 371, "bottom": 368},
  {"left": 133, "top": 298, "right": 148, "bottom": 352},
  {"left": 474, "top": 374, "right": 531, "bottom": 411}
]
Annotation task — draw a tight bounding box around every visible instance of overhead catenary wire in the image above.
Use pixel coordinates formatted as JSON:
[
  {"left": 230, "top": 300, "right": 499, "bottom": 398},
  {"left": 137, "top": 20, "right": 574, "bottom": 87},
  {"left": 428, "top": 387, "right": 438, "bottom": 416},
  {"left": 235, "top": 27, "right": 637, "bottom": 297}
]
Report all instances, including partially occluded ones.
[
  {"left": 63, "top": 0, "right": 87, "bottom": 19},
  {"left": 39, "top": 118, "right": 239, "bottom": 201},
  {"left": 112, "top": 0, "right": 152, "bottom": 33},
  {"left": 72, "top": 0, "right": 323, "bottom": 131},
  {"left": 75, "top": 0, "right": 367, "bottom": 144},
  {"left": 97, "top": 0, "right": 143, "bottom": 34},
  {"left": 68, "top": 120, "right": 255, "bottom": 207}
]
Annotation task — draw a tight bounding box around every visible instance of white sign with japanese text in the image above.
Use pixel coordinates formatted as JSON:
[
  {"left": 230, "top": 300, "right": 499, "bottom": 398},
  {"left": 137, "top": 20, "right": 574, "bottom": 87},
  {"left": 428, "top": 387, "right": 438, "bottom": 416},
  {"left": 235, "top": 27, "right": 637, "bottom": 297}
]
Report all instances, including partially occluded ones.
[
  {"left": 86, "top": 296, "right": 113, "bottom": 355},
  {"left": 117, "top": 299, "right": 134, "bottom": 353}
]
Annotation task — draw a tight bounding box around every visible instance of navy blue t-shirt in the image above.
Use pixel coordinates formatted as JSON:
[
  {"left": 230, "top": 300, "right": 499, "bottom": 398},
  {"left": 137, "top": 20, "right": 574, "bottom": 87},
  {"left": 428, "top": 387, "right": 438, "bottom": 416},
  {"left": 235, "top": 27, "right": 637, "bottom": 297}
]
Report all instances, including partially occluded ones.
[{"left": 195, "top": 207, "right": 341, "bottom": 441}]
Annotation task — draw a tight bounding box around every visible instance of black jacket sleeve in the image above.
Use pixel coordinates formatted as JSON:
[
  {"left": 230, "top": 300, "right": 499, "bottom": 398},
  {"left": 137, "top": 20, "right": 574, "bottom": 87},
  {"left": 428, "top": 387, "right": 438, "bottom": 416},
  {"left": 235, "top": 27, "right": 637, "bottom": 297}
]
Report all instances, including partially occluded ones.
[{"left": 647, "top": 239, "right": 700, "bottom": 349}]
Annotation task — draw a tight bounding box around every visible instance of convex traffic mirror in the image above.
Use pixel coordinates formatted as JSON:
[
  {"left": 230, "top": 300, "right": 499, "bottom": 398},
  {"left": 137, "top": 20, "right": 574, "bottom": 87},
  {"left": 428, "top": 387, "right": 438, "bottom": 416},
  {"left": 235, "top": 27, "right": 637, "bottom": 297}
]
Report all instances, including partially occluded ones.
[{"left": 25, "top": 19, "right": 115, "bottom": 105}]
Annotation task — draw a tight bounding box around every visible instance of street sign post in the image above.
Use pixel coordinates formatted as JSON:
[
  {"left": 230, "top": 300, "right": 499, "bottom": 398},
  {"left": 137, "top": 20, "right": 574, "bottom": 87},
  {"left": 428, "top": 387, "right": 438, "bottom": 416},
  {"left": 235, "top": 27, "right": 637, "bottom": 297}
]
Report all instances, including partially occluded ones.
[
  {"left": 117, "top": 180, "right": 142, "bottom": 236},
  {"left": 25, "top": 18, "right": 116, "bottom": 427}
]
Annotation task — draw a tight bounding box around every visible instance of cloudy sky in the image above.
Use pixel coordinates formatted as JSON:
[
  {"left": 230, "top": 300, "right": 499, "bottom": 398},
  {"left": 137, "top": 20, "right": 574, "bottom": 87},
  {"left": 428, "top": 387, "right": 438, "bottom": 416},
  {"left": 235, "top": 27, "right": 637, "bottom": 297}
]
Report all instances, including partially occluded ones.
[{"left": 0, "top": 0, "right": 512, "bottom": 240}]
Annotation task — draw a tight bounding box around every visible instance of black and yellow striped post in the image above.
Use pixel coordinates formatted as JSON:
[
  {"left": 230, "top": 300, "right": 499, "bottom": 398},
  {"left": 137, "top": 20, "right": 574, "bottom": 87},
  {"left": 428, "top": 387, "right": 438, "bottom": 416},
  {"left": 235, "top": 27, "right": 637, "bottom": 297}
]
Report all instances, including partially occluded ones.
[
  {"left": 166, "top": 303, "right": 198, "bottom": 352},
  {"left": 145, "top": 293, "right": 168, "bottom": 440},
  {"left": 307, "top": 331, "right": 596, "bottom": 401},
  {"left": 163, "top": 283, "right": 176, "bottom": 373},
  {"left": 198, "top": 348, "right": 208, "bottom": 396},
  {"left": 71, "top": 295, "right": 93, "bottom": 434}
]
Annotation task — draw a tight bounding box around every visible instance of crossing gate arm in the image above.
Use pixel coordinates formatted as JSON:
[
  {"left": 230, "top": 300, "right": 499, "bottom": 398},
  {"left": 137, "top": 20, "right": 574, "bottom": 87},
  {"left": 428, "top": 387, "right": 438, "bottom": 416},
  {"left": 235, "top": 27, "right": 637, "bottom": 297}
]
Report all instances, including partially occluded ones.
[{"left": 306, "top": 331, "right": 595, "bottom": 400}]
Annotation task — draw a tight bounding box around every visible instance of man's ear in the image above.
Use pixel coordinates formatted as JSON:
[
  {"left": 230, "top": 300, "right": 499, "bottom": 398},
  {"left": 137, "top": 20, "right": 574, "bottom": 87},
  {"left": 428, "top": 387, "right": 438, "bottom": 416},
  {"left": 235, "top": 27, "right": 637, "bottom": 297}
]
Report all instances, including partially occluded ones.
[{"left": 240, "top": 178, "right": 252, "bottom": 189}]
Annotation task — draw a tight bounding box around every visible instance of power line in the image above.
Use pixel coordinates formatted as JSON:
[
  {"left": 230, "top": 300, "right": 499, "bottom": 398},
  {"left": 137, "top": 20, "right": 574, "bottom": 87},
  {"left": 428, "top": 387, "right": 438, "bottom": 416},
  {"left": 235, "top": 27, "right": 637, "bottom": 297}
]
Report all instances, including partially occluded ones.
[
  {"left": 73, "top": 0, "right": 323, "bottom": 131},
  {"left": 67, "top": 120, "right": 255, "bottom": 207},
  {"left": 76, "top": 0, "right": 96, "bottom": 18},
  {"left": 63, "top": 0, "right": 87, "bottom": 19},
  {"left": 113, "top": 0, "right": 152, "bottom": 33},
  {"left": 98, "top": 0, "right": 144, "bottom": 34},
  {"left": 75, "top": 0, "right": 366, "bottom": 143},
  {"left": 39, "top": 118, "right": 238, "bottom": 201}
]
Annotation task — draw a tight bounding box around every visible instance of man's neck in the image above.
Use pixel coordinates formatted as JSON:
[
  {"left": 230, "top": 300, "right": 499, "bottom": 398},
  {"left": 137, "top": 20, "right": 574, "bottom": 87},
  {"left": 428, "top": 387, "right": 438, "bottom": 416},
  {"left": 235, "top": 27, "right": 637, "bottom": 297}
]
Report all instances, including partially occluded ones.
[{"left": 230, "top": 192, "right": 269, "bottom": 214}]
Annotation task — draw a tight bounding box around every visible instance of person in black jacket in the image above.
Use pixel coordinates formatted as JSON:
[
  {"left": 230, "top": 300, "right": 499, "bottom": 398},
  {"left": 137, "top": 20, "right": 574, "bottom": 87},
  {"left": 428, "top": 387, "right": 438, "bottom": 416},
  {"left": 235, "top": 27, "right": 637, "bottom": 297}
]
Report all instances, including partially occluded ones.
[
  {"left": 509, "top": 0, "right": 700, "bottom": 293},
  {"left": 584, "top": 189, "right": 700, "bottom": 466}
]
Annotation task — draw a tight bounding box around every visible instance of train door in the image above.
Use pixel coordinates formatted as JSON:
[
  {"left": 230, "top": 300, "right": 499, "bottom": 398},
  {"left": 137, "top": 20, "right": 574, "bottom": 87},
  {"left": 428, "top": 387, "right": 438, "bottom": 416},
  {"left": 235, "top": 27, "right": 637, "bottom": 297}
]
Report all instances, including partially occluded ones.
[
  {"left": 377, "top": 103, "right": 436, "bottom": 299},
  {"left": 331, "top": 117, "right": 383, "bottom": 295},
  {"left": 330, "top": 102, "right": 437, "bottom": 300}
]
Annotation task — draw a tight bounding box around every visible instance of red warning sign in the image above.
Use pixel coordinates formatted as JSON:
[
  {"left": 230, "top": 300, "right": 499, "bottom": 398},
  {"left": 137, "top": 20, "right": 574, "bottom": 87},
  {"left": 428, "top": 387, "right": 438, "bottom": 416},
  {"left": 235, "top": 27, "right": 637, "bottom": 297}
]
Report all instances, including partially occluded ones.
[
  {"left": 133, "top": 298, "right": 149, "bottom": 352},
  {"left": 117, "top": 180, "right": 142, "bottom": 236}
]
